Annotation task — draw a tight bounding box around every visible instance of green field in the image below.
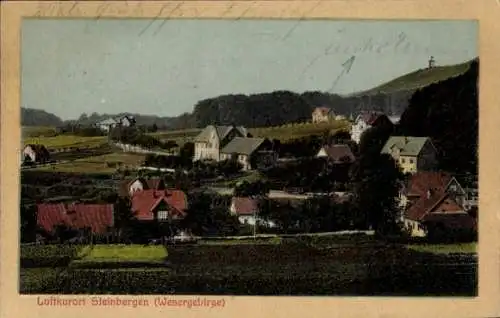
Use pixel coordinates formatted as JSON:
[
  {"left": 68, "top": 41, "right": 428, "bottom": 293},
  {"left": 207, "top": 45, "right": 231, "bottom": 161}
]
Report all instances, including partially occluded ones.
[
  {"left": 150, "top": 120, "right": 350, "bottom": 144},
  {"left": 19, "top": 238, "right": 477, "bottom": 295},
  {"left": 31, "top": 152, "right": 146, "bottom": 174},
  {"left": 406, "top": 243, "right": 476, "bottom": 255},
  {"left": 22, "top": 126, "right": 58, "bottom": 138},
  {"left": 23, "top": 135, "right": 107, "bottom": 150},
  {"left": 250, "top": 120, "right": 350, "bottom": 141},
  {"left": 79, "top": 244, "right": 167, "bottom": 262}
]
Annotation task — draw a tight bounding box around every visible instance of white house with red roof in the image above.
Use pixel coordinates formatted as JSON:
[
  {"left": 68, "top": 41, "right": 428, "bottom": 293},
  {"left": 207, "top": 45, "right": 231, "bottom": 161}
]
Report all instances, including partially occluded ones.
[
  {"left": 350, "top": 111, "right": 392, "bottom": 144},
  {"left": 229, "top": 197, "right": 276, "bottom": 228},
  {"left": 130, "top": 189, "right": 187, "bottom": 222}
]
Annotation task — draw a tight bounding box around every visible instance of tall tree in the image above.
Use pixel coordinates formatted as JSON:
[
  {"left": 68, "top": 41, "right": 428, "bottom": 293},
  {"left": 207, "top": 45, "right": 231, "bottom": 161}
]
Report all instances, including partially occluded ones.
[
  {"left": 113, "top": 196, "right": 135, "bottom": 241},
  {"left": 350, "top": 152, "right": 404, "bottom": 235},
  {"left": 398, "top": 60, "right": 478, "bottom": 174}
]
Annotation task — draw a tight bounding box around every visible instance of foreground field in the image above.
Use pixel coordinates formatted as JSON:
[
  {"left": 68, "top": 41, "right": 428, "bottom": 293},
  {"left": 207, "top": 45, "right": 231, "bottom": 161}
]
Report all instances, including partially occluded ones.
[
  {"left": 19, "top": 238, "right": 477, "bottom": 296},
  {"left": 406, "top": 242, "right": 476, "bottom": 254},
  {"left": 79, "top": 245, "right": 167, "bottom": 262}
]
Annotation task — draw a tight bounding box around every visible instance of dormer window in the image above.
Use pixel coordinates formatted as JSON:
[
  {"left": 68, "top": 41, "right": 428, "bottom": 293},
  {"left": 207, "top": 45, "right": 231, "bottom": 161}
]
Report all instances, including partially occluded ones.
[{"left": 157, "top": 210, "right": 169, "bottom": 220}]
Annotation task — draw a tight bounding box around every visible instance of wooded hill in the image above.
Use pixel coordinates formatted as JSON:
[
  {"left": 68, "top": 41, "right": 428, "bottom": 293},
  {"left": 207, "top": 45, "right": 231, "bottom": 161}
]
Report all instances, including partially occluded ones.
[{"left": 22, "top": 59, "right": 475, "bottom": 129}]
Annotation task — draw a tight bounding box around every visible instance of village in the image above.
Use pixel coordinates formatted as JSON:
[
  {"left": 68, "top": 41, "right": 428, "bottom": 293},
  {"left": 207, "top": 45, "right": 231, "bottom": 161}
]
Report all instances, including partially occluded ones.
[
  {"left": 22, "top": 102, "right": 478, "bottom": 243},
  {"left": 18, "top": 23, "right": 479, "bottom": 294}
]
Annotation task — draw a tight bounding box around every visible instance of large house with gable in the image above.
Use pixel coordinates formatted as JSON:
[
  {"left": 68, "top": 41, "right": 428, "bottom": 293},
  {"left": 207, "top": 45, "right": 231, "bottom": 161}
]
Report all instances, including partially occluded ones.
[
  {"left": 399, "top": 171, "right": 476, "bottom": 237},
  {"left": 193, "top": 125, "right": 249, "bottom": 162},
  {"left": 381, "top": 136, "right": 438, "bottom": 174},
  {"left": 220, "top": 137, "right": 277, "bottom": 170}
]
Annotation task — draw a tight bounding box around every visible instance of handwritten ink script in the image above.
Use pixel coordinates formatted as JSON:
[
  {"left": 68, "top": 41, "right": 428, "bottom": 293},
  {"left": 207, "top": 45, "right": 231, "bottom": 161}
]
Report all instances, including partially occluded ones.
[{"left": 33, "top": 2, "right": 145, "bottom": 18}]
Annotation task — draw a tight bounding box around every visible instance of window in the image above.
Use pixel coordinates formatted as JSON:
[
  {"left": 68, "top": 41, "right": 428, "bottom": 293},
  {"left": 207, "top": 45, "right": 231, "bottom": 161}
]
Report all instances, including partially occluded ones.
[
  {"left": 157, "top": 211, "right": 169, "bottom": 220},
  {"left": 409, "top": 158, "right": 414, "bottom": 164},
  {"left": 401, "top": 158, "right": 406, "bottom": 164}
]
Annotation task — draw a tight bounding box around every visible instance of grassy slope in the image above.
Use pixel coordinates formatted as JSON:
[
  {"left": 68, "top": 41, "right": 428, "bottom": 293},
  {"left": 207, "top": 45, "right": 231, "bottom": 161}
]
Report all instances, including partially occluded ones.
[
  {"left": 354, "top": 60, "right": 473, "bottom": 96},
  {"left": 23, "top": 135, "right": 107, "bottom": 149},
  {"left": 151, "top": 120, "right": 351, "bottom": 143}
]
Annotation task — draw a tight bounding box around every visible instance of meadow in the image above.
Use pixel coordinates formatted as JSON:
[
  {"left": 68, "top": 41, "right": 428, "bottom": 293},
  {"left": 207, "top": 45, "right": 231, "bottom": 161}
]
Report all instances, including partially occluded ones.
[
  {"left": 23, "top": 121, "right": 349, "bottom": 174},
  {"left": 23, "top": 135, "right": 107, "bottom": 150},
  {"left": 31, "top": 152, "right": 146, "bottom": 174},
  {"left": 19, "top": 237, "right": 477, "bottom": 296},
  {"left": 151, "top": 120, "right": 351, "bottom": 143}
]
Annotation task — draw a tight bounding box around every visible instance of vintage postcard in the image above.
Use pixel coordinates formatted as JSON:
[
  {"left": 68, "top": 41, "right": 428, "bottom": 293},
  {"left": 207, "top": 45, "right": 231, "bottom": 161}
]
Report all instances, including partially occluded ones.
[{"left": 1, "top": 1, "right": 499, "bottom": 318}]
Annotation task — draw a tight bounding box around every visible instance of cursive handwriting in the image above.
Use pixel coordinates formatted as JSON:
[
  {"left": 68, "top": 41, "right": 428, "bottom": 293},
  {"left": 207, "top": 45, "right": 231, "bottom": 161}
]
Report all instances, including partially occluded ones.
[{"left": 33, "top": 2, "right": 144, "bottom": 19}]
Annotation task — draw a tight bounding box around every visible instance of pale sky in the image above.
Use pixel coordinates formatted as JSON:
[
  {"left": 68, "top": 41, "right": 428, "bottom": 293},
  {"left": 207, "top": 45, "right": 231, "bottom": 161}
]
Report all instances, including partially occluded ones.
[{"left": 21, "top": 19, "right": 477, "bottom": 120}]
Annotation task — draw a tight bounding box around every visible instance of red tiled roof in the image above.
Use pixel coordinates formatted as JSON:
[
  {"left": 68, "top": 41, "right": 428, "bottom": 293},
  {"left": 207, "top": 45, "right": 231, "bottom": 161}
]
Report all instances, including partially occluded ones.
[
  {"left": 405, "top": 192, "right": 474, "bottom": 229},
  {"left": 119, "top": 177, "right": 165, "bottom": 197},
  {"left": 37, "top": 203, "right": 70, "bottom": 233},
  {"left": 69, "top": 204, "right": 114, "bottom": 234},
  {"left": 358, "top": 111, "right": 387, "bottom": 125},
  {"left": 231, "top": 197, "right": 259, "bottom": 216},
  {"left": 37, "top": 203, "right": 114, "bottom": 234},
  {"left": 131, "top": 189, "right": 187, "bottom": 221},
  {"left": 406, "top": 171, "right": 453, "bottom": 197},
  {"left": 319, "top": 144, "right": 355, "bottom": 163}
]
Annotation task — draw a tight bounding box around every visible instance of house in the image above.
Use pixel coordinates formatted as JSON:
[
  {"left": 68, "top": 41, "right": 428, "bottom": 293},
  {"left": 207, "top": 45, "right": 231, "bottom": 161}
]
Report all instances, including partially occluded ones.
[
  {"left": 131, "top": 189, "right": 187, "bottom": 222},
  {"left": 22, "top": 144, "right": 50, "bottom": 164},
  {"left": 220, "top": 137, "right": 277, "bottom": 170},
  {"left": 97, "top": 115, "right": 136, "bottom": 132},
  {"left": 229, "top": 197, "right": 276, "bottom": 227},
  {"left": 400, "top": 171, "right": 476, "bottom": 237},
  {"left": 118, "top": 115, "right": 136, "bottom": 127},
  {"left": 316, "top": 144, "right": 355, "bottom": 164},
  {"left": 193, "top": 125, "right": 249, "bottom": 162},
  {"left": 37, "top": 203, "right": 114, "bottom": 235},
  {"left": 119, "top": 177, "right": 166, "bottom": 197},
  {"left": 350, "top": 111, "right": 393, "bottom": 144},
  {"left": 97, "top": 118, "right": 119, "bottom": 132},
  {"left": 381, "top": 136, "right": 438, "bottom": 174},
  {"left": 312, "top": 107, "right": 335, "bottom": 123}
]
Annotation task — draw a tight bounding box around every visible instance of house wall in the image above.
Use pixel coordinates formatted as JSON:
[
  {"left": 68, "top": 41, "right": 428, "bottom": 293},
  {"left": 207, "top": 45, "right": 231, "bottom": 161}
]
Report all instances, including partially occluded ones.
[
  {"left": 316, "top": 148, "right": 328, "bottom": 158},
  {"left": 350, "top": 121, "right": 369, "bottom": 144},
  {"left": 238, "top": 215, "right": 276, "bottom": 228},
  {"left": 398, "top": 155, "right": 418, "bottom": 174},
  {"left": 129, "top": 180, "right": 145, "bottom": 195},
  {"left": 403, "top": 218, "right": 427, "bottom": 237},
  {"left": 398, "top": 193, "right": 408, "bottom": 221},
  {"left": 23, "top": 147, "right": 36, "bottom": 162},
  {"left": 445, "top": 178, "right": 467, "bottom": 207},
  {"left": 193, "top": 127, "right": 236, "bottom": 162},
  {"left": 238, "top": 154, "right": 250, "bottom": 170},
  {"left": 121, "top": 117, "right": 133, "bottom": 127},
  {"left": 417, "top": 142, "right": 438, "bottom": 171}
]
